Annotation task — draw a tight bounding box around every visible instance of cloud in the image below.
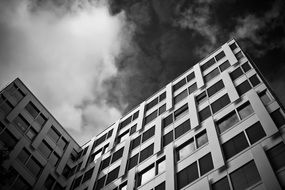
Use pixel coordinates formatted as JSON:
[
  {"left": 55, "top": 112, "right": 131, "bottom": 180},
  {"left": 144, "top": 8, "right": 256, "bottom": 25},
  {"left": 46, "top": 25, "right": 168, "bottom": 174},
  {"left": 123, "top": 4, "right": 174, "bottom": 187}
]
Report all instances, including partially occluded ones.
[{"left": 0, "top": 0, "right": 132, "bottom": 145}]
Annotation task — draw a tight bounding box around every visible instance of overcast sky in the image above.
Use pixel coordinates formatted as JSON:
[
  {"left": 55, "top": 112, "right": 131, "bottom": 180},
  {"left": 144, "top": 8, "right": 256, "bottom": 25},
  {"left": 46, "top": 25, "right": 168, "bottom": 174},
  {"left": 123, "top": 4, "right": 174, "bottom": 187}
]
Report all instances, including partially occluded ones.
[{"left": 0, "top": 0, "right": 284, "bottom": 145}]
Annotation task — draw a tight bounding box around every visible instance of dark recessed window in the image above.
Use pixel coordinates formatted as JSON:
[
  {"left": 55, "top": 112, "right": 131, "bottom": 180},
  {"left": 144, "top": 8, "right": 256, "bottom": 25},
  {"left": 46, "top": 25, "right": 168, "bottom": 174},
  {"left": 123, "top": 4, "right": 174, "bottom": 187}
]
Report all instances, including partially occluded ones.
[
  {"left": 130, "top": 124, "right": 137, "bottom": 135},
  {"left": 177, "top": 162, "right": 199, "bottom": 190},
  {"left": 48, "top": 126, "right": 60, "bottom": 143},
  {"left": 0, "top": 96, "right": 13, "bottom": 116},
  {"left": 219, "top": 60, "right": 231, "bottom": 72},
  {"left": 50, "top": 152, "right": 60, "bottom": 166},
  {"left": 26, "top": 156, "right": 43, "bottom": 177},
  {"left": 211, "top": 94, "right": 231, "bottom": 114},
  {"left": 215, "top": 51, "right": 225, "bottom": 61},
  {"left": 131, "top": 135, "right": 141, "bottom": 150},
  {"left": 245, "top": 122, "right": 266, "bottom": 144},
  {"left": 199, "top": 106, "right": 211, "bottom": 122},
  {"left": 95, "top": 134, "right": 107, "bottom": 147},
  {"left": 159, "top": 104, "right": 166, "bottom": 115},
  {"left": 207, "top": 80, "right": 224, "bottom": 97},
  {"left": 230, "top": 67, "right": 243, "bottom": 81},
  {"left": 17, "top": 148, "right": 30, "bottom": 164},
  {"left": 111, "top": 148, "right": 124, "bottom": 164},
  {"left": 229, "top": 42, "right": 237, "bottom": 50},
  {"left": 211, "top": 176, "right": 231, "bottom": 190},
  {"left": 133, "top": 111, "right": 139, "bottom": 120},
  {"left": 146, "top": 97, "right": 159, "bottom": 111},
  {"left": 235, "top": 51, "right": 244, "bottom": 59},
  {"left": 45, "top": 175, "right": 55, "bottom": 189},
  {"left": 118, "top": 130, "right": 129, "bottom": 144},
  {"left": 236, "top": 80, "right": 251, "bottom": 96},
  {"left": 237, "top": 102, "right": 254, "bottom": 120},
  {"left": 173, "top": 78, "right": 187, "bottom": 91},
  {"left": 196, "top": 130, "right": 208, "bottom": 148},
  {"left": 142, "top": 126, "right": 155, "bottom": 143},
  {"left": 270, "top": 109, "right": 285, "bottom": 128},
  {"left": 120, "top": 116, "right": 132, "bottom": 130},
  {"left": 163, "top": 114, "right": 173, "bottom": 128},
  {"left": 241, "top": 62, "right": 251, "bottom": 72},
  {"left": 159, "top": 92, "right": 166, "bottom": 101},
  {"left": 106, "top": 167, "right": 120, "bottom": 185},
  {"left": 174, "top": 104, "right": 188, "bottom": 120},
  {"left": 35, "top": 113, "right": 47, "bottom": 127},
  {"left": 139, "top": 144, "right": 154, "bottom": 163},
  {"left": 82, "top": 167, "right": 94, "bottom": 183},
  {"left": 204, "top": 68, "right": 220, "bottom": 83},
  {"left": 38, "top": 140, "right": 52, "bottom": 159},
  {"left": 13, "top": 114, "right": 29, "bottom": 133},
  {"left": 186, "top": 72, "right": 195, "bottom": 82},
  {"left": 163, "top": 131, "right": 173, "bottom": 147},
  {"left": 58, "top": 137, "right": 68, "bottom": 151},
  {"left": 266, "top": 142, "right": 285, "bottom": 171},
  {"left": 175, "top": 119, "right": 191, "bottom": 139},
  {"left": 196, "top": 91, "right": 207, "bottom": 104},
  {"left": 188, "top": 83, "right": 197, "bottom": 94},
  {"left": 216, "top": 111, "right": 239, "bottom": 134},
  {"left": 199, "top": 153, "right": 214, "bottom": 176},
  {"left": 26, "top": 127, "right": 37, "bottom": 141},
  {"left": 155, "top": 181, "right": 165, "bottom": 190},
  {"left": 73, "top": 176, "right": 82, "bottom": 188},
  {"left": 25, "top": 102, "right": 39, "bottom": 119},
  {"left": 230, "top": 161, "right": 261, "bottom": 190},
  {"left": 107, "top": 129, "right": 113, "bottom": 139},
  {"left": 249, "top": 74, "right": 260, "bottom": 87},
  {"left": 177, "top": 138, "right": 195, "bottom": 161},
  {"left": 128, "top": 153, "right": 139, "bottom": 171},
  {"left": 137, "top": 165, "right": 155, "bottom": 186},
  {"left": 100, "top": 156, "right": 111, "bottom": 171},
  {"left": 174, "top": 90, "right": 188, "bottom": 105},
  {"left": 145, "top": 110, "right": 157, "bottom": 125},
  {"left": 0, "top": 129, "right": 18, "bottom": 150},
  {"left": 259, "top": 90, "right": 271, "bottom": 105},
  {"left": 95, "top": 175, "right": 106, "bottom": 190},
  {"left": 222, "top": 132, "right": 249, "bottom": 160},
  {"left": 201, "top": 58, "right": 215, "bottom": 71}
]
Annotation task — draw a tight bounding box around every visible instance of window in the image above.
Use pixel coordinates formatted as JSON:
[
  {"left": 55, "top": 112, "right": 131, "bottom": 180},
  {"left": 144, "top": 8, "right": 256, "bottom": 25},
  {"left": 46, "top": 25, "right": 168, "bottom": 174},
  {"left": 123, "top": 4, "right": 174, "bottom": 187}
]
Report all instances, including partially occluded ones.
[
  {"left": 241, "top": 62, "right": 251, "bottom": 72},
  {"left": 222, "top": 132, "right": 249, "bottom": 160},
  {"left": 130, "top": 124, "right": 137, "bottom": 135},
  {"left": 13, "top": 114, "right": 29, "bottom": 133},
  {"left": 156, "top": 157, "right": 166, "bottom": 174},
  {"left": 145, "top": 110, "right": 157, "bottom": 125},
  {"left": 187, "top": 72, "right": 195, "bottom": 82},
  {"left": 199, "top": 106, "right": 211, "bottom": 122},
  {"left": 175, "top": 119, "right": 191, "bottom": 139},
  {"left": 211, "top": 176, "right": 230, "bottom": 190},
  {"left": 48, "top": 126, "right": 60, "bottom": 143},
  {"left": 211, "top": 94, "right": 231, "bottom": 114},
  {"left": 245, "top": 122, "right": 266, "bottom": 144},
  {"left": 11, "top": 176, "right": 31, "bottom": 190},
  {"left": 177, "top": 139, "right": 195, "bottom": 161},
  {"left": 26, "top": 156, "right": 43, "bottom": 176},
  {"left": 82, "top": 167, "right": 94, "bottom": 183},
  {"left": 236, "top": 80, "right": 251, "bottom": 96},
  {"left": 270, "top": 109, "right": 285, "bottom": 128},
  {"left": 120, "top": 116, "right": 132, "bottom": 130},
  {"left": 25, "top": 102, "right": 40, "bottom": 119},
  {"left": 201, "top": 58, "right": 215, "bottom": 71},
  {"left": 163, "top": 114, "right": 173, "bottom": 128},
  {"left": 146, "top": 97, "right": 158, "bottom": 111},
  {"left": 107, "top": 129, "right": 113, "bottom": 139},
  {"left": 173, "top": 78, "right": 186, "bottom": 91},
  {"left": 26, "top": 127, "right": 37, "bottom": 141},
  {"left": 230, "top": 161, "right": 261, "bottom": 190},
  {"left": 58, "top": 137, "right": 68, "bottom": 151},
  {"left": 229, "top": 42, "right": 237, "bottom": 50},
  {"left": 50, "top": 152, "right": 60, "bottom": 166},
  {"left": 128, "top": 154, "right": 139, "bottom": 171},
  {"left": 207, "top": 80, "right": 224, "bottom": 97},
  {"left": 118, "top": 131, "right": 129, "bottom": 143},
  {"left": 17, "top": 148, "right": 30, "bottom": 164},
  {"left": 54, "top": 183, "right": 65, "bottom": 190},
  {"left": 45, "top": 175, "right": 55, "bottom": 189},
  {"left": 139, "top": 144, "right": 154, "bottom": 163},
  {"left": 7, "top": 84, "right": 25, "bottom": 104},
  {"left": 204, "top": 68, "right": 220, "bottom": 83},
  {"left": 237, "top": 102, "right": 254, "bottom": 120},
  {"left": 177, "top": 162, "right": 198, "bottom": 189},
  {"left": 95, "top": 175, "right": 106, "bottom": 190},
  {"left": 142, "top": 126, "right": 155, "bottom": 143},
  {"left": 216, "top": 111, "right": 239, "bottom": 134},
  {"left": 188, "top": 83, "right": 197, "bottom": 94},
  {"left": 196, "top": 91, "right": 207, "bottom": 104},
  {"left": 95, "top": 134, "right": 107, "bottom": 147},
  {"left": 215, "top": 51, "right": 225, "bottom": 61},
  {"left": 219, "top": 60, "right": 230, "bottom": 72},
  {"left": 196, "top": 130, "right": 208, "bottom": 148},
  {"left": 199, "top": 153, "right": 214, "bottom": 175},
  {"left": 249, "top": 74, "right": 260, "bottom": 87},
  {"left": 73, "top": 175, "right": 82, "bottom": 189},
  {"left": 131, "top": 135, "right": 141, "bottom": 150},
  {"left": 0, "top": 95, "right": 13, "bottom": 117},
  {"left": 35, "top": 113, "right": 47, "bottom": 127},
  {"left": 230, "top": 67, "right": 243, "bottom": 80},
  {"left": 174, "top": 104, "right": 188, "bottom": 120},
  {"left": 62, "top": 165, "right": 72, "bottom": 179},
  {"left": 259, "top": 90, "right": 271, "bottom": 105},
  {"left": 235, "top": 51, "right": 244, "bottom": 59},
  {"left": 163, "top": 131, "right": 173, "bottom": 147},
  {"left": 111, "top": 148, "right": 124, "bottom": 164},
  {"left": 138, "top": 165, "right": 155, "bottom": 186},
  {"left": 159, "top": 92, "right": 166, "bottom": 101},
  {"left": 174, "top": 89, "right": 188, "bottom": 104},
  {"left": 159, "top": 104, "right": 166, "bottom": 115},
  {"left": 0, "top": 129, "right": 18, "bottom": 150},
  {"left": 120, "top": 181, "right": 127, "bottom": 190},
  {"left": 155, "top": 182, "right": 165, "bottom": 190},
  {"left": 38, "top": 140, "right": 52, "bottom": 159},
  {"left": 106, "top": 166, "right": 120, "bottom": 185},
  {"left": 267, "top": 143, "right": 285, "bottom": 171},
  {"left": 100, "top": 156, "right": 111, "bottom": 171}
]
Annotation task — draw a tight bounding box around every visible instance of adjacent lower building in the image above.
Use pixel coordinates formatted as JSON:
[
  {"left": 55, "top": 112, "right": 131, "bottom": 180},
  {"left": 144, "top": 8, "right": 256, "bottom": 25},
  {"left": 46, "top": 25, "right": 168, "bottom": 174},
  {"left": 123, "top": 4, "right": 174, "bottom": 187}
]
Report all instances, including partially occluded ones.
[{"left": 1, "top": 39, "right": 285, "bottom": 190}]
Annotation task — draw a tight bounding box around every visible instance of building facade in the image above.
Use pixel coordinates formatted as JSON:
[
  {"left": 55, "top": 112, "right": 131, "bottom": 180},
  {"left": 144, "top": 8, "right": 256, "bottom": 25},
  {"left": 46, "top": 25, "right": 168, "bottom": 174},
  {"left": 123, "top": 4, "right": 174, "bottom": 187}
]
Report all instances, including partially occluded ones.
[{"left": 1, "top": 39, "right": 285, "bottom": 190}]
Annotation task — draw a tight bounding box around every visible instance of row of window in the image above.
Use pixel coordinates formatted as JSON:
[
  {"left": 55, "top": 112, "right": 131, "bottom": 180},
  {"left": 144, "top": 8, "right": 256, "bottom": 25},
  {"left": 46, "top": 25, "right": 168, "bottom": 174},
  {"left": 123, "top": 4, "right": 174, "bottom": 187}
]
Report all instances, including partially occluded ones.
[
  {"left": 173, "top": 71, "right": 195, "bottom": 92},
  {"left": 163, "top": 104, "right": 189, "bottom": 128},
  {"left": 145, "top": 91, "right": 166, "bottom": 111},
  {"left": 119, "top": 110, "right": 139, "bottom": 131},
  {"left": 201, "top": 50, "right": 226, "bottom": 72},
  {"left": 144, "top": 103, "right": 166, "bottom": 125}
]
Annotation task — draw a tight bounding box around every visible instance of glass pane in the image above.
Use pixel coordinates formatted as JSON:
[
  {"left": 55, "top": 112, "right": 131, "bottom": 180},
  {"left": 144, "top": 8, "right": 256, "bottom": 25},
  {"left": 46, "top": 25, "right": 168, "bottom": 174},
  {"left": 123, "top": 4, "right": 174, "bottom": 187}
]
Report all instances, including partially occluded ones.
[
  {"left": 196, "top": 130, "right": 208, "bottom": 148},
  {"left": 199, "top": 153, "right": 214, "bottom": 175},
  {"left": 211, "top": 94, "right": 231, "bottom": 114},
  {"left": 241, "top": 62, "right": 251, "bottom": 72},
  {"left": 219, "top": 60, "right": 231, "bottom": 72},
  {"left": 212, "top": 176, "right": 231, "bottom": 190},
  {"left": 174, "top": 90, "right": 188, "bottom": 104},
  {"left": 266, "top": 142, "right": 285, "bottom": 171},
  {"left": 187, "top": 72, "right": 195, "bottom": 82},
  {"left": 204, "top": 68, "right": 219, "bottom": 83},
  {"left": 13, "top": 115, "right": 29, "bottom": 133},
  {"left": 175, "top": 119, "right": 191, "bottom": 139},
  {"left": 173, "top": 78, "right": 186, "bottom": 91},
  {"left": 249, "top": 74, "right": 260, "bottom": 87},
  {"left": 188, "top": 83, "right": 197, "bottom": 94},
  {"left": 215, "top": 51, "right": 225, "bottom": 61},
  {"left": 174, "top": 104, "right": 188, "bottom": 120},
  {"left": 178, "top": 139, "right": 195, "bottom": 160},
  {"left": 201, "top": 58, "right": 215, "bottom": 71},
  {"left": 199, "top": 106, "right": 211, "bottom": 122},
  {"left": 58, "top": 137, "right": 68, "bottom": 151},
  {"left": 155, "top": 182, "right": 165, "bottom": 190},
  {"left": 157, "top": 158, "right": 166, "bottom": 174},
  {"left": 26, "top": 127, "right": 37, "bottom": 140},
  {"left": 177, "top": 162, "right": 198, "bottom": 189},
  {"left": 50, "top": 152, "right": 60, "bottom": 166},
  {"left": 230, "top": 67, "right": 243, "bottom": 80},
  {"left": 25, "top": 102, "right": 39, "bottom": 119},
  {"left": 163, "top": 131, "right": 173, "bottom": 147},
  {"left": 17, "top": 148, "right": 30, "bottom": 164},
  {"left": 270, "top": 109, "right": 285, "bottom": 128},
  {"left": 245, "top": 122, "right": 266, "bottom": 144},
  {"left": 217, "top": 111, "right": 239, "bottom": 134},
  {"left": 163, "top": 114, "right": 173, "bottom": 128},
  {"left": 237, "top": 102, "right": 254, "bottom": 120},
  {"left": 106, "top": 167, "right": 120, "bottom": 185},
  {"left": 38, "top": 141, "right": 52, "bottom": 159},
  {"left": 140, "top": 166, "right": 155, "bottom": 186},
  {"left": 26, "top": 157, "right": 42, "bottom": 176},
  {"left": 236, "top": 80, "right": 251, "bottom": 96},
  {"left": 259, "top": 91, "right": 271, "bottom": 105},
  {"left": 48, "top": 126, "right": 60, "bottom": 142}
]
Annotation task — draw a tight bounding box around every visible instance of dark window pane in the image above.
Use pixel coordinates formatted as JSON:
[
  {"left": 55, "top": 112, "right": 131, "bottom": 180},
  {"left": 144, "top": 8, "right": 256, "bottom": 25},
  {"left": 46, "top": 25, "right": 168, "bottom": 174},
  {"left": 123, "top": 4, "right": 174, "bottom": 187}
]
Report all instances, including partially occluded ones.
[
  {"left": 199, "top": 106, "right": 211, "bottom": 122},
  {"left": 159, "top": 92, "right": 166, "bottom": 101},
  {"left": 211, "top": 94, "right": 231, "bottom": 114},
  {"left": 259, "top": 90, "right": 271, "bottom": 105},
  {"left": 219, "top": 60, "right": 231, "bottom": 72},
  {"left": 230, "top": 67, "right": 243, "bottom": 81},
  {"left": 54, "top": 183, "right": 65, "bottom": 190},
  {"left": 212, "top": 176, "right": 231, "bottom": 190},
  {"left": 159, "top": 104, "right": 166, "bottom": 115},
  {"left": 270, "top": 109, "right": 285, "bottom": 128},
  {"left": 106, "top": 166, "right": 120, "bottom": 185},
  {"left": 230, "top": 161, "right": 261, "bottom": 190},
  {"left": 107, "top": 129, "right": 113, "bottom": 138},
  {"left": 237, "top": 102, "right": 254, "bottom": 120},
  {"left": 11, "top": 176, "right": 31, "bottom": 190},
  {"left": 175, "top": 119, "right": 191, "bottom": 139},
  {"left": 0, "top": 97, "right": 13, "bottom": 116},
  {"left": 215, "top": 51, "right": 225, "bottom": 61},
  {"left": 177, "top": 138, "right": 195, "bottom": 160},
  {"left": 111, "top": 148, "right": 124, "bottom": 164},
  {"left": 17, "top": 148, "right": 30, "bottom": 164},
  {"left": 201, "top": 58, "right": 215, "bottom": 71},
  {"left": 204, "top": 68, "right": 220, "bottom": 83},
  {"left": 138, "top": 165, "right": 155, "bottom": 186},
  {"left": 26, "top": 157, "right": 42, "bottom": 176},
  {"left": 36, "top": 113, "right": 47, "bottom": 127},
  {"left": 120, "top": 116, "right": 132, "bottom": 130},
  {"left": 0, "top": 129, "right": 18, "bottom": 150},
  {"left": 142, "top": 126, "right": 155, "bottom": 143},
  {"left": 173, "top": 78, "right": 186, "bottom": 91},
  {"left": 13, "top": 114, "right": 29, "bottom": 133},
  {"left": 188, "top": 83, "right": 197, "bottom": 94},
  {"left": 133, "top": 111, "right": 139, "bottom": 120},
  {"left": 236, "top": 80, "right": 251, "bottom": 96},
  {"left": 267, "top": 142, "right": 285, "bottom": 171},
  {"left": 230, "top": 43, "right": 237, "bottom": 50},
  {"left": 246, "top": 122, "right": 266, "bottom": 144},
  {"left": 73, "top": 175, "right": 82, "bottom": 188},
  {"left": 48, "top": 126, "right": 60, "bottom": 143},
  {"left": 130, "top": 124, "right": 137, "bottom": 135},
  {"left": 146, "top": 97, "right": 158, "bottom": 111},
  {"left": 216, "top": 111, "right": 239, "bottom": 134},
  {"left": 196, "top": 91, "right": 207, "bottom": 104},
  {"left": 139, "top": 144, "right": 154, "bottom": 163},
  {"left": 241, "top": 62, "right": 251, "bottom": 72},
  {"left": 235, "top": 51, "right": 244, "bottom": 59},
  {"left": 131, "top": 135, "right": 141, "bottom": 150},
  {"left": 155, "top": 181, "right": 165, "bottom": 190},
  {"left": 95, "top": 134, "right": 107, "bottom": 146},
  {"left": 163, "top": 131, "right": 173, "bottom": 147},
  {"left": 95, "top": 175, "right": 106, "bottom": 190},
  {"left": 174, "top": 90, "right": 188, "bottom": 104},
  {"left": 128, "top": 154, "right": 139, "bottom": 170},
  {"left": 163, "top": 114, "right": 173, "bottom": 128},
  {"left": 186, "top": 72, "right": 195, "bottom": 82},
  {"left": 144, "top": 110, "right": 157, "bottom": 125},
  {"left": 207, "top": 80, "right": 224, "bottom": 97},
  {"left": 177, "top": 162, "right": 198, "bottom": 190},
  {"left": 249, "top": 74, "right": 260, "bottom": 87},
  {"left": 100, "top": 156, "right": 111, "bottom": 171},
  {"left": 58, "top": 137, "right": 68, "bottom": 151},
  {"left": 62, "top": 165, "right": 72, "bottom": 179},
  {"left": 45, "top": 175, "right": 55, "bottom": 189},
  {"left": 222, "top": 132, "right": 249, "bottom": 160},
  {"left": 196, "top": 130, "right": 208, "bottom": 148},
  {"left": 25, "top": 102, "right": 39, "bottom": 119},
  {"left": 82, "top": 167, "right": 94, "bottom": 183},
  {"left": 199, "top": 153, "right": 214, "bottom": 175},
  {"left": 38, "top": 140, "right": 52, "bottom": 159},
  {"left": 50, "top": 152, "right": 60, "bottom": 166},
  {"left": 174, "top": 104, "right": 188, "bottom": 120},
  {"left": 26, "top": 127, "right": 37, "bottom": 141}
]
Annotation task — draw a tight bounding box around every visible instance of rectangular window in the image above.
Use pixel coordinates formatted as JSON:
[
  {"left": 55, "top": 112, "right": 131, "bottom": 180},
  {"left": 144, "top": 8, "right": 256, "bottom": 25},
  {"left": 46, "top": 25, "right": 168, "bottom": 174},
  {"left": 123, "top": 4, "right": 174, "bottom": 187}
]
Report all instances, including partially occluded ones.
[
  {"left": 26, "top": 127, "right": 37, "bottom": 141},
  {"left": 132, "top": 111, "right": 139, "bottom": 120},
  {"left": 25, "top": 102, "right": 39, "bottom": 119},
  {"left": 222, "top": 132, "right": 249, "bottom": 160},
  {"left": 145, "top": 110, "right": 157, "bottom": 125},
  {"left": 204, "top": 68, "right": 219, "bottom": 83},
  {"left": 139, "top": 144, "right": 154, "bottom": 163},
  {"left": 196, "top": 130, "right": 208, "bottom": 148},
  {"left": 159, "top": 92, "right": 166, "bottom": 101},
  {"left": 120, "top": 116, "right": 132, "bottom": 130},
  {"left": 230, "top": 67, "right": 243, "bottom": 80},
  {"left": 215, "top": 51, "right": 225, "bottom": 61},
  {"left": 235, "top": 51, "right": 244, "bottom": 59},
  {"left": 211, "top": 94, "right": 231, "bottom": 114},
  {"left": 163, "top": 114, "right": 173, "bottom": 128},
  {"left": 207, "top": 80, "right": 224, "bottom": 97},
  {"left": 174, "top": 89, "right": 188, "bottom": 104},
  {"left": 188, "top": 83, "right": 197, "bottom": 94},
  {"left": 45, "top": 175, "right": 55, "bottom": 189},
  {"left": 237, "top": 102, "right": 254, "bottom": 120},
  {"left": 259, "top": 90, "right": 271, "bottom": 105},
  {"left": 199, "top": 153, "right": 214, "bottom": 176},
  {"left": 249, "top": 74, "right": 260, "bottom": 87},
  {"left": 230, "top": 161, "right": 261, "bottom": 190},
  {"left": 219, "top": 60, "right": 230, "bottom": 72},
  {"left": 48, "top": 126, "right": 60, "bottom": 143},
  {"left": 236, "top": 80, "right": 251, "bottom": 96},
  {"left": 211, "top": 176, "right": 231, "bottom": 190},
  {"left": 50, "top": 152, "right": 60, "bottom": 166},
  {"left": 35, "top": 113, "right": 47, "bottom": 127},
  {"left": 128, "top": 154, "right": 139, "bottom": 171},
  {"left": 201, "top": 58, "right": 215, "bottom": 71},
  {"left": 229, "top": 42, "right": 237, "bottom": 50},
  {"left": 73, "top": 175, "right": 82, "bottom": 189},
  {"left": 270, "top": 109, "right": 285, "bottom": 128},
  {"left": 159, "top": 104, "right": 166, "bottom": 115},
  {"left": 100, "top": 156, "right": 111, "bottom": 171},
  {"left": 174, "top": 104, "right": 188, "bottom": 120},
  {"left": 163, "top": 131, "right": 173, "bottom": 147},
  {"left": 142, "top": 126, "right": 155, "bottom": 143},
  {"left": 131, "top": 135, "right": 141, "bottom": 150},
  {"left": 266, "top": 142, "right": 285, "bottom": 171},
  {"left": 138, "top": 165, "right": 155, "bottom": 186},
  {"left": 241, "top": 62, "right": 251, "bottom": 72},
  {"left": 106, "top": 167, "right": 120, "bottom": 185},
  {"left": 95, "top": 175, "right": 106, "bottom": 190},
  {"left": 199, "top": 106, "right": 211, "bottom": 122},
  {"left": 156, "top": 157, "right": 166, "bottom": 174},
  {"left": 111, "top": 148, "right": 124, "bottom": 164},
  {"left": 146, "top": 97, "right": 158, "bottom": 111},
  {"left": 245, "top": 122, "right": 266, "bottom": 144},
  {"left": 175, "top": 119, "right": 191, "bottom": 139},
  {"left": 186, "top": 72, "right": 195, "bottom": 82},
  {"left": 17, "top": 148, "right": 30, "bottom": 164},
  {"left": 130, "top": 124, "right": 137, "bottom": 135},
  {"left": 173, "top": 78, "right": 186, "bottom": 92},
  {"left": 177, "top": 162, "right": 199, "bottom": 190},
  {"left": 26, "top": 156, "right": 43, "bottom": 176},
  {"left": 58, "top": 137, "right": 68, "bottom": 151},
  {"left": 82, "top": 167, "right": 94, "bottom": 183},
  {"left": 95, "top": 134, "right": 107, "bottom": 147},
  {"left": 38, "top": 140, "right": 52, "bottom": 159},
  {"left": 13, "top": 114, "right": 29, "bottom": 133},
  {"left": 216, "top": 111, "right": 239, "bottom": 134},
  {"left": 0, "top": 129, "right": 18, "bottom": 150},
  {"left": 177, "top": 138, "right": 195, "bottom": 161},
  {"left": 196, "top": 91, "right": 207, "bottom": 104},
  {"left": 118, "top": 130, "right": 129, "bottom": 144},
  {"left": 155, "top": 182, "right": 165, "bottom": 190}
]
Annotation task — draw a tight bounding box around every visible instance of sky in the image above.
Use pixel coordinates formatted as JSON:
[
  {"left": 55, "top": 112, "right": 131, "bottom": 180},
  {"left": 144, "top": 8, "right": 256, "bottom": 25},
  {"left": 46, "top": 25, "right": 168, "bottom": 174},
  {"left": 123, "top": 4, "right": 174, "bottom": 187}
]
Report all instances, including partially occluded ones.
[{"left": 0, "top": 0, "right": 284, "bottom": 145}]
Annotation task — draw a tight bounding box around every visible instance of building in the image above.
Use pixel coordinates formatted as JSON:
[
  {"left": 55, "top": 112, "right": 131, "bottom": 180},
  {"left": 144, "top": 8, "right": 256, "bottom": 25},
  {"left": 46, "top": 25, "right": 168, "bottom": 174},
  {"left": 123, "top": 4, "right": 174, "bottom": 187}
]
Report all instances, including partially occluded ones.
[{"left": 1, "top": 39, "right": 285, "bottom": 190}]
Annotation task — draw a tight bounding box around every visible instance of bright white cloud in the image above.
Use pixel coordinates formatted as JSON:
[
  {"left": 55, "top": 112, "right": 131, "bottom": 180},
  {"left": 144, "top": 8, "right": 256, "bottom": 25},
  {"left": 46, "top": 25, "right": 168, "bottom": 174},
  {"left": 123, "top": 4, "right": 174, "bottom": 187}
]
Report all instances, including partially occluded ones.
[{"left": 0, "top": 0, "right": 131, "bottom": 145}]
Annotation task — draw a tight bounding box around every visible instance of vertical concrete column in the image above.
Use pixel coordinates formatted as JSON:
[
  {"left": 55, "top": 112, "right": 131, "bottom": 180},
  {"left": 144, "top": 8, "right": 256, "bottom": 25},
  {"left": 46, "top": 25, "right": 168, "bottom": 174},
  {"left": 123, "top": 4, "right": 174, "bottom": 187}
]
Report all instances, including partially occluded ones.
[
  {"left": 165, "top": 145, "right": 175, "bottom": 190},
  {"left": 108, "top": 120, "right": 120, "bottom": 151},
  {"left": 126, "top": 168, "right": 136, "bottom": 190},
  {"left": 193, "top": 64, "right": 204, "bottom": 89},
  {"left": 188, "top": 94, "right": 199, "bottom": 129},
  {"left": 154, "top": 115, "right": 162, "bottom": 154},
  {"left": 88, "top": 156, "right": 102, "bottom": 190},
  {"left": 166, "top": 83, "right": 173, "bottom": 111},
  {"left": 221, "top": 72, "right": 239, "bottom": 102},
  {"left": 31, "top": 118, "right": 52, "bottom": 149},
  {"left": 81, "top": 139, "right": 95, "bottom": 170},
  {"left": 56, "top": 141, "right": 74, "bottom": 174},
  {"left": 222, "top": 43, "right": 238, "bottom": 66},
  {"left": 247, "top": 90, "right": 278, "bottom": 136},
  {"left": 188, "top": 176, "right": 210, "bottom": 190},
  {"left": 137, "top": 102, "right": 146, "bottom": 131},
  {"left": 205, "top": 118, "right": 225, "bottom": 169},
  {"left": 251, "top": 144, "right": 282, "bottom": 190},
  {"left": 119, "top": 137, "right": 131, "bottom": 177}
]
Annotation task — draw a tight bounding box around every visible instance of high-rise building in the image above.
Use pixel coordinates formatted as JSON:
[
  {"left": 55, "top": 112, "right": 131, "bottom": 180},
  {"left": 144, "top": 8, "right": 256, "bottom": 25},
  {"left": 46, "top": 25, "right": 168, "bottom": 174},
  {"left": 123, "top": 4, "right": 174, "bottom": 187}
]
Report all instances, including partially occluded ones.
[{"left": 1, "top": 39, "right": 285, "bottom": 190}]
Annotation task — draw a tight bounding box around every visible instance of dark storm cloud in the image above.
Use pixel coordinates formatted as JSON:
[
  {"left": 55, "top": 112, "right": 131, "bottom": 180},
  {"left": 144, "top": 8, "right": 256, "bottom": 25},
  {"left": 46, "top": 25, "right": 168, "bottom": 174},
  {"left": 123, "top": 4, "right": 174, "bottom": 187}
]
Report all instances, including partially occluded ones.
[{"left": 106, "top": 0, "right": 285, "bottom": 113}]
